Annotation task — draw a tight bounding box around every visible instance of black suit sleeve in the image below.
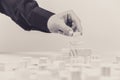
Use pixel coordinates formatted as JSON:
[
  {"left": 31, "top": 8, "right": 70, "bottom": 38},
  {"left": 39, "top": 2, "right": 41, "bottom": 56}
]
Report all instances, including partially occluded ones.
[{"left": 0, "top": 0, "right": 54, "bottom": 32}]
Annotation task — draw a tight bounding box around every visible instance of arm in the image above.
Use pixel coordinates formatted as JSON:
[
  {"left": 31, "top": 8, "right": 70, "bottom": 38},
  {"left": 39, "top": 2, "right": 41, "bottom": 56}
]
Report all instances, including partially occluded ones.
[{"left": 0, "top": 0, "right": 54, "bottom": 32}]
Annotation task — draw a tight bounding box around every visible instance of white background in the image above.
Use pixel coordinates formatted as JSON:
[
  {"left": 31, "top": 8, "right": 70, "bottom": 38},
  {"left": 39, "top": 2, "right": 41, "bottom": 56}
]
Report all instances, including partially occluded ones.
[{"left": 0, "top": 0, "right": 120, "bottom": 55}]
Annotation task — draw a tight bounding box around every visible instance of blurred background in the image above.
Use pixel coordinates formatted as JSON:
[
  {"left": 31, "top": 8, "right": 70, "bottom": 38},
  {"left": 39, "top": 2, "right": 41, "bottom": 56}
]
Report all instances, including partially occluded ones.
[{"left": 0, "top": 0, "right": 120, "bottom": 55}]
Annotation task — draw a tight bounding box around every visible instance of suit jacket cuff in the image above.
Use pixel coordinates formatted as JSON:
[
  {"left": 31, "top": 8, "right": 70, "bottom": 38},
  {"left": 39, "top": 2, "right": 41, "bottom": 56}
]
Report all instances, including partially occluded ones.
[{"left": 28, "top": 7, "right": 55, "bottom": 33}]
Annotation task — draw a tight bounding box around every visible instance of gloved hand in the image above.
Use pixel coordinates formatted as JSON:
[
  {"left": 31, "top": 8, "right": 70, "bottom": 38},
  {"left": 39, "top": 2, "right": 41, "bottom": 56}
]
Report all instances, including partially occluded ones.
[{"left": 47, "top": 10, "right": 82, "bottom": 36}]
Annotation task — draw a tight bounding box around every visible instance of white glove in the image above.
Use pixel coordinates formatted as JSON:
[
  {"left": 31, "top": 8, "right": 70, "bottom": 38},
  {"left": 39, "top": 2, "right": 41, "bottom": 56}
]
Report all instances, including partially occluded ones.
[{"left": 47, "top": 10, "right": 82, "bottom": 36}]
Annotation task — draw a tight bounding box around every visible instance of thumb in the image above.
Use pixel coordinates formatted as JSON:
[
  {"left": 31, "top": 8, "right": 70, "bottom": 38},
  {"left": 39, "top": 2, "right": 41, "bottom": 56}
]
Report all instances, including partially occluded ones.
[{"left": 59, "top": 22, "right": 73, "bottom": 36}]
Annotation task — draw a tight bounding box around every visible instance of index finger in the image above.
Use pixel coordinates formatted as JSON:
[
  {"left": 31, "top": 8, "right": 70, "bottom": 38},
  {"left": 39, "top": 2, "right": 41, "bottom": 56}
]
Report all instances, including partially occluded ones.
[{"left": 68, "top": 11, "right": 83, "bottom": 35}]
